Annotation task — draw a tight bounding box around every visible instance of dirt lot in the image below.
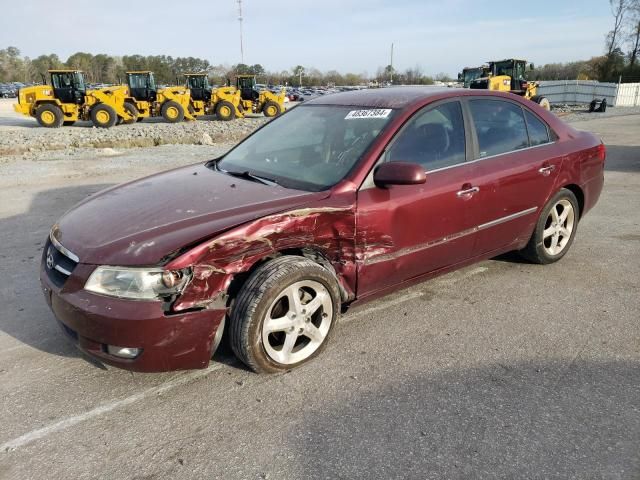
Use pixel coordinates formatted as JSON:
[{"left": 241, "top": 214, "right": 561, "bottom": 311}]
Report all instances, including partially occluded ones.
[{"left": 0, "top": 106, "right": 639, "bottom": 479}]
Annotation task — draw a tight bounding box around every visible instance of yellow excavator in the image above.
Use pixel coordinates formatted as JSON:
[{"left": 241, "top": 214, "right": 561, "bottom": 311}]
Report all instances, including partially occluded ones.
[
  {"left": 469, "top": 59, "right": 550, "bottom": 110},
  {"left": 14, "top": 70, "right": 133, "bottom": 128},
  {"left": 123, "top": 71, "right": 195, "bottom": 123},
  {"left": 184, "top": 73, "right": 285, "bottom": 121}
]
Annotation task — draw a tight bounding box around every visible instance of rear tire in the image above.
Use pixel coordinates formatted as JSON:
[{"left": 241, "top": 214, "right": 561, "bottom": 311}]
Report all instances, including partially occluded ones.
[
  {"left": 520, "top": 188, "right": 580, "bottom": 264},
  {"left": 215, "top": 100, "right": 236, "bottom": 121},
  {"left": 230, "top": 256, "right": 340, "bottom": 374},
  {"left": 262, "top": 100, "right": 281, "bottom": 117},
  {"left": 90, "top": 104, "right": 117, "bottom": 128},
  {"left": 35, "top": 104, "right": 64, "bottom": 128},
  {"left": 161, "top": 100, "right": 184, "bottom": 123},
  {"left": 123, "top": 102, "right": 139, "bottom": 125}
]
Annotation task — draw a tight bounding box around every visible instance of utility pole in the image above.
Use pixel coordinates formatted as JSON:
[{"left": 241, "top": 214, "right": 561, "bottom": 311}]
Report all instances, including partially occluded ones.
[
  {"left": 237, "top": 0, "right": 244, "bottom": 64},
  {"left": 390, "top": 42, "right": 394, "bottom": 84}
]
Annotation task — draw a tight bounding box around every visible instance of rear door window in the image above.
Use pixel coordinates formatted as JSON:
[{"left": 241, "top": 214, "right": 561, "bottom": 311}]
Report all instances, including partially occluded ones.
[
  {"left": 385, "top": 101, "right": 466, "bottom": 171},
  {"left": 524, "top": 109, "right": 550, "bottom": 146},
  {"left": 469, "top": 99, "right": 529, "bottom": 158}
]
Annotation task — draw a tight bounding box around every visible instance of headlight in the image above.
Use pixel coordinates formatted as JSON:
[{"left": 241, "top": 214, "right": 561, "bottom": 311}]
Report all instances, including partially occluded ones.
[{"left": 84, "top": 266, "right": 191, "bottom": 300}]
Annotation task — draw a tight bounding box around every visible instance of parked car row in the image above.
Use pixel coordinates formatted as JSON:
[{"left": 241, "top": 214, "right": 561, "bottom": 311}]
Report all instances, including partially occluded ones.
[{"left": 0, "top": 82, "right": 25, "bottom": 98}]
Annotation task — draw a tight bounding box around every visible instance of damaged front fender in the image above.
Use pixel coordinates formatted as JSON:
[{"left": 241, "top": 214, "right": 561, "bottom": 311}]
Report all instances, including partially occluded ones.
[{"left": 167, "top": 198, "right": 358, "bottom": 312}]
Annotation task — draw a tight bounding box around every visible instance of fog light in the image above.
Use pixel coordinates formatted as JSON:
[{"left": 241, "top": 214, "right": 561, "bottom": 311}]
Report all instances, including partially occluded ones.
[{"left": 107, "top": 345, "right": 141, "bottom": 359}]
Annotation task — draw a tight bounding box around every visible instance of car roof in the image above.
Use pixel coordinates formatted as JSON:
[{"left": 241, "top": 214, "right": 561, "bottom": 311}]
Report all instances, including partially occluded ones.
[{"left": 305, "top": 86, "right": 457, "bottom": 109}]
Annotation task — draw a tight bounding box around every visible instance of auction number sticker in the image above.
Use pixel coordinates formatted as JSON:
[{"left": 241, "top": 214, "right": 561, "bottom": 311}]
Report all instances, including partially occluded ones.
[{"left": 345, "top": 109, "right": 392, "bottom": 119}]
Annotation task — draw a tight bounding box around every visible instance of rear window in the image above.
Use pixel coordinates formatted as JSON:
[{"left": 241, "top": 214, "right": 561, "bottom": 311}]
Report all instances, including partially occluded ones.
[
  {"left": 524, "top": 110, "right": 550, "bottom": 146},
  {"left": 469, "top": 99, "right": 529, "bottom": 158}
]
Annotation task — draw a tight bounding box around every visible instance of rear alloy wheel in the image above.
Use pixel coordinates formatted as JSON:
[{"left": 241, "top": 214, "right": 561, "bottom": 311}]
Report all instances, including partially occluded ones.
[
  {"left": 122, "top": 102, "right": 139, "bottom": 125},
  {"left": 230, "top": 256, "right": 340, "bottom": 373},
  {"left": 91, "top": 104, "right": 117, "bottom": 128},
  {"left": 161, "top": 100, "right": 184, "bottom": 123},
  {"left": 262, "top": 100, "right": 281, "bottom": 118},
  {"left": 215, "top": 100, "right": 236, "bottom": 121},
  {"left": 521, "top": 188, "right": 579, "bottom": 264},
  {"left": 35, "top": 104, "right": 64, "bottom": 128}
]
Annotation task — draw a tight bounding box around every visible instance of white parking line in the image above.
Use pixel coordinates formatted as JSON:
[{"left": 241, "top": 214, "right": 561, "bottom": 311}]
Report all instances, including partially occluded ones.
[
  {"left": 1, "top": 264, "right": 490, "bottom": 453},
  {"left": 0, "top": 363, "right": 225, "bottom": 453}
]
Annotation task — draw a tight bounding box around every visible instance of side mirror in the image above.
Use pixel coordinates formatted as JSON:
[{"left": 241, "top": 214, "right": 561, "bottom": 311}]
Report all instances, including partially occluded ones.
[{"left": 374, "top": 162, "right": 426, "bottom": 188}]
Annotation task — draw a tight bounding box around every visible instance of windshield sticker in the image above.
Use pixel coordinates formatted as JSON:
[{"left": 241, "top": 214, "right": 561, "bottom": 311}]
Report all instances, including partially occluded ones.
[{"left": 345, "top": 109, "right": 392, "bottom": 119}]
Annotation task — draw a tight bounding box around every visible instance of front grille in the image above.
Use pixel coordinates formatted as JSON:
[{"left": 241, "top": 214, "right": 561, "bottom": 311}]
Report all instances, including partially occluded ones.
[{"left": 43, "top": 236, "right": 79, "bottom": 288}]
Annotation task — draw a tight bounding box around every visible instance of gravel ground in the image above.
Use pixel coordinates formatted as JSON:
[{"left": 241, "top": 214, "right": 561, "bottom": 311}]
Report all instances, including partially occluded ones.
[
  {"left": 0, "top": 103, "right": 638, "bottom": 480},
  {"left": 0, "top": 98, "right": 270, "bottom": 158}
]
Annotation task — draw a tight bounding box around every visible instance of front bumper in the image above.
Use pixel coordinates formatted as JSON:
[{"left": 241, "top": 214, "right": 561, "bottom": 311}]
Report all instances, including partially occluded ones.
[{"left": 40, "top": 261, "right": 226, "bottom": 372}]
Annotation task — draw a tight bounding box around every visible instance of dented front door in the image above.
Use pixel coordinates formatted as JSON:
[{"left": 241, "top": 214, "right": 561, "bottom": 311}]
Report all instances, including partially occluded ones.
[{"left": 355, "top": 164, "right": 479, "bottom": 297}]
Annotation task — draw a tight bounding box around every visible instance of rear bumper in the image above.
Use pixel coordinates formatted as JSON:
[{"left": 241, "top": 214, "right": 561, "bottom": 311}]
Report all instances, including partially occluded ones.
[
  {"left": 40, "top": 262, "right": 225, "bottom": 372},
  {"left": 582, "top": 173, "right": 604, "bottom": 217}
]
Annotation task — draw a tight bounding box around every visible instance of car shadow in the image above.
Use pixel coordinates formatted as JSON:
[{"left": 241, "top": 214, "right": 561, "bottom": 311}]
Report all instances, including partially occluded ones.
[
  {"left": 289, "top": 359, "right": 640, "bottom": 479},
  {"left": 604, "top": 145, "right": 640, "bottom": 173},
  {"left": 0, "top": 184, "right": 115, "bottom": 364}
]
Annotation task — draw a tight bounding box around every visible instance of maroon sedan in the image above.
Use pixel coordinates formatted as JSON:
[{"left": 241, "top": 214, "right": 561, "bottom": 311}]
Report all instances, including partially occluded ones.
[{"left": 41, "top": 88, "right": 605, "bottom": 373}]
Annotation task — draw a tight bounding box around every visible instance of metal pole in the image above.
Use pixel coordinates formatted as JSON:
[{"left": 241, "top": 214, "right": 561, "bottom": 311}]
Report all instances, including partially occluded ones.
[
  {"left": 237, "top": 0, "right": 244, "bottom": 64},
  {"left": 390, "top": 43, "right": 394, "bottom": 84}
]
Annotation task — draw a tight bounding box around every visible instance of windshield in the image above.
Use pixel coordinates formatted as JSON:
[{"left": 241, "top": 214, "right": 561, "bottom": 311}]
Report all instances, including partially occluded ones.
[
  {"left": 74, "top": 72, "right": 85, "bottom": 92},
  {"left": 217, "top": 105, "right": 396, "bottom": 191},
  {"left": 463, "top": 69, "right": 484, "bottom": 87}
]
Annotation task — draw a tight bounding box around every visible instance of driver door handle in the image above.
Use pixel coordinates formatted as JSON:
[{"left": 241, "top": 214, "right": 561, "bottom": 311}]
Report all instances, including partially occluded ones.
[
  {"left": 456, "top": 186, "right": 480, "bottom": 198},
  {"left": 538, "top": 165, "right": 556, "bottom": 176}
]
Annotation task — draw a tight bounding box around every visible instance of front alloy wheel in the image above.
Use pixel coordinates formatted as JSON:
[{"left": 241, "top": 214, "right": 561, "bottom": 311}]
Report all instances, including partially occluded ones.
[
  {"left": 230, "top": 256, "right": 340, "bottom": 373},
  {"left": 262, "top": 280, "right": 333, "bottom": 365}
]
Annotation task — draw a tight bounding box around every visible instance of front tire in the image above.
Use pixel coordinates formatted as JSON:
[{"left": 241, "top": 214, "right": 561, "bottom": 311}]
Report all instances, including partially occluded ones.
[
  {"left": 262, "top": 100, "right": 281, "bottom": 117},
  {"left": 230, "top": 256, "right": 340, "bottom": 373},
  {"left": 91, "top": 104, "right": 117, "bottom": 128},
  {"left": 521, "top": 188, "right": 579, "bottom": 264},
  {"left": 122, "top": 102, "right": 139, "bottom": 125},
  {"left": 215, "top": 100, "right": 236, "bottom": 121},
  {"left": 532, "top": 95, "right": 551, "bottom": 111},
  {"left": 161, "top": 100, "right": 184, "bottom": 123}
]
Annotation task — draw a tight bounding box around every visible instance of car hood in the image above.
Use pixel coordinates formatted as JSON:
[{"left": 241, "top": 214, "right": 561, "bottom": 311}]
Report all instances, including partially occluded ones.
[{"left": 54, "top": 163, "right": 327, "bottom": 266}]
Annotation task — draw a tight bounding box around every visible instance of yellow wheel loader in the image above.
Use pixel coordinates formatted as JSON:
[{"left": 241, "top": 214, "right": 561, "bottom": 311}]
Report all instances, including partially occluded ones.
[
  {"left": 458, "top": 65, "right": 490, "bottom": 88},
  {"left": 235, "top": 75, "right": 285, "bottom": 119},
  {"left": 124, "top": 71, "right": 195, "bottom": 123},
  {"left": 184, "top": 73, "right": 241, "bottom": 121},
  {"left": 13, "top": 70, "right": 134, "bottom": 128},
  {"left": 183, "top": 73, "right": 285, "bottom": 122},
  {"left": 469, "top": 59, "right": 550, "bottom": 111}
]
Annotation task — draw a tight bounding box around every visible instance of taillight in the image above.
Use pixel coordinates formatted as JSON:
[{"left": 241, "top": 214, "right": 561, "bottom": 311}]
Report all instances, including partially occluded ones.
[{"left": 597, "top": 142, "right": 606, "bottom": 162}]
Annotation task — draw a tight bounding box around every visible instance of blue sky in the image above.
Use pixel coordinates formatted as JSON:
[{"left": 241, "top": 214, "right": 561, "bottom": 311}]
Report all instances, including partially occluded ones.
[{"left": 0, "top": 0, "right": 612, "bottom": 76}]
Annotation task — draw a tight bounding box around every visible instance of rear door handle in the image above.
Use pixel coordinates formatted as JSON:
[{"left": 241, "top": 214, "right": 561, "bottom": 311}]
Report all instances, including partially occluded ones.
[
  {"left": 456, "top": 186, "right": 480, "bottom": 198},
  {"left": 538, "top": 165, "right": 556, "bottom": 176}
]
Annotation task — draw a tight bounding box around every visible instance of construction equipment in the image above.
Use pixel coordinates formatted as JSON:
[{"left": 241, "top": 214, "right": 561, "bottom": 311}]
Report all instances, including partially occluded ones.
[
  {"left": 183, "top": 73, "right": 285, "bottom": 121},
  {"left": 235, "top": 75, "right": 285, "bottom": 119},
  {"left": 184, "top": 73, "right": 240, "bottom": 121},
  {"left": 13, "top": 70, "right": 133, "bottom": 128},
  {"left": 458, "top": 65, "right": 490, "bottom": 88},
  {"left": 124, "top": 71, "right": 195, "bottom": 123},
  {"left": 469, "top": 59, "right": 550, "bottom": 111}
]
